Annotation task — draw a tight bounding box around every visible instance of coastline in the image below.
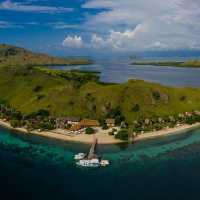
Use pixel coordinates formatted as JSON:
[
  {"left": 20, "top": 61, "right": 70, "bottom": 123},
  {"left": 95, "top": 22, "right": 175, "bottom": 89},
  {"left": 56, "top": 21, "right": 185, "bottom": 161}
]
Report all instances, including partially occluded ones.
[
  {"left": 0, "top": 119, "right": 200, "bottom": 144},
  {"left": 134, "top": 123, "right": 200, "bottom": 142},
  {"left": 0, "top": 119, "right": 123, "bottom": 144}
]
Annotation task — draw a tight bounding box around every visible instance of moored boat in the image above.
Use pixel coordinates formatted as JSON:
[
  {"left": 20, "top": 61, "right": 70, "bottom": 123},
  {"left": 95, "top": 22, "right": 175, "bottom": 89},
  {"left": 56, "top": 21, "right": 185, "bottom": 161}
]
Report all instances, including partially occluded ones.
[
  {"left": 74, "top": 153, "right": 86, "bottom": 160},
  {"left": 100, "top": 160, "right": 110, "bottom": 166},
  {"left": 76, "top": 158, "right": 100, "bottom": 167},
  {"left": 75, "top": 137, "right": 110, "bottom": 167}
]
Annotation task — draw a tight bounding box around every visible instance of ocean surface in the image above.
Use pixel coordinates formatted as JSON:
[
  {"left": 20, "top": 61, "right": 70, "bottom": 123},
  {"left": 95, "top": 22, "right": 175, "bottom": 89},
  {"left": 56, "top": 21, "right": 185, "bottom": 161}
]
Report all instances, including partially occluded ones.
[
  {"left": 1, "top": 127, "right": 200, "bottom": 200},
  {"left": 49, "top": 59, "right": 200, "bottom": 87}
]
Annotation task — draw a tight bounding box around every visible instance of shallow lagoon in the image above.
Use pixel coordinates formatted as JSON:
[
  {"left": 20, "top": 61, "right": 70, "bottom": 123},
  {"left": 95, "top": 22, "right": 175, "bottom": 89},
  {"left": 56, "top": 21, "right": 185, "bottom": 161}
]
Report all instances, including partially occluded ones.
[
  {"left": 1, "top": 127, "right": 200, "bottom": 200},
  {"left": 49, "top": 59, "right": 200, "bottom": 88}
]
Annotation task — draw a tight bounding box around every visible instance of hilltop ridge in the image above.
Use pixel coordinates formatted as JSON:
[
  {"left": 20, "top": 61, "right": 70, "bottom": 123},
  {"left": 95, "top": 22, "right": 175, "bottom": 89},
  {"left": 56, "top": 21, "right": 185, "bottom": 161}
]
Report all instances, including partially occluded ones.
[{"left": 0, "top": 44, "right": 92, "bottom": 67}]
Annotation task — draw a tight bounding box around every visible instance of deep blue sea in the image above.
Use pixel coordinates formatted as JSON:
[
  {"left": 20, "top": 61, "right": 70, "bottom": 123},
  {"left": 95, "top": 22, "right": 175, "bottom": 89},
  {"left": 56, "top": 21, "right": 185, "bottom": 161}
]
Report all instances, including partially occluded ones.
[
  {"left": 50, "top": 59, "right": 200, "bottom": 87},
  {"left": 1, "top": 127, "right": 200, "bottom": 200}
]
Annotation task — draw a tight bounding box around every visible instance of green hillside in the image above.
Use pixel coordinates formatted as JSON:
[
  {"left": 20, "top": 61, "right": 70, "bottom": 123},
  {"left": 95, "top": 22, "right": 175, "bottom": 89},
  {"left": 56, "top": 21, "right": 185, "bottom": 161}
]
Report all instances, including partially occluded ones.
[
  {"left": 0, "top": 44, "right": 92, "bottom": 67},
  {"left": 0, "top": 65, "right": 200, "bottom": 125},
  {"left": 132, "top": 60, "right": 200, "bottom": 68}
]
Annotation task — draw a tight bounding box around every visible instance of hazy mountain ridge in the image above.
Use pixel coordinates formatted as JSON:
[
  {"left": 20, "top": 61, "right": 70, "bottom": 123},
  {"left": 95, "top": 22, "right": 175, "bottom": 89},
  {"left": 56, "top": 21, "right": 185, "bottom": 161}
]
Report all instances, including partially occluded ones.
[{"left": 0, "top": 44, "right": 92, "bottom": 67}]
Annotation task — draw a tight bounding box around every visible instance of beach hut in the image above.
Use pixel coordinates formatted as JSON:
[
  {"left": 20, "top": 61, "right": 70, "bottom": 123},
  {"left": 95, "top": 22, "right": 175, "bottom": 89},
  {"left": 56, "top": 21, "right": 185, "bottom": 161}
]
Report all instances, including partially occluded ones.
[
  {"left": 56, "top": 117, "right": 80, "bottom": 129},
  {"left": 70, "top": 124, "right": 82, "bottom": 132},
  {"left": 106, "top": 119, "right": 115, "bottom": 127},
  {"left": 66, "top": 117, "right": 80, "bottom": 125},
  {"left": 79, "top": 119, "right": 100, "bottom": 127}
]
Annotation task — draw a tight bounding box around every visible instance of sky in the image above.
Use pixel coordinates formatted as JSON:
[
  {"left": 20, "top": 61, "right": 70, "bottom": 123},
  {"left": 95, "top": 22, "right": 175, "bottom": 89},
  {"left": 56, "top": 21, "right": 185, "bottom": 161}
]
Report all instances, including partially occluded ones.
[{"left": 0, "top": 0, "right": 200, "bottom": 57}]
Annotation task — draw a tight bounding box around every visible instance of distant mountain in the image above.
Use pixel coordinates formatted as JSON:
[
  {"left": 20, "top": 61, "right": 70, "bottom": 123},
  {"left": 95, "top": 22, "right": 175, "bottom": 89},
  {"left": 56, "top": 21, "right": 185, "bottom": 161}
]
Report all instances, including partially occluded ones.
[{"left": 0, "top": 44, "right": 92, "bottom": 67}]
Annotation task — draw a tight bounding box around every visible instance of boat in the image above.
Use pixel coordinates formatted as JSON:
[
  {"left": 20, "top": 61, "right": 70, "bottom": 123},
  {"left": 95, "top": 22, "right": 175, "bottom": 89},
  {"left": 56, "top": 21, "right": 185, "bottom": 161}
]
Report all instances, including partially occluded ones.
[
  {"left": 76, "top": 158, "right": 100, "bottom": 167},
  {"left": 74, "top": 153, "right": 86, "bottom": 160},
  {"left": 100, "top": 160, "right": 110, "bottom": 166},
  {"left": 75, "top": 137, "right": 110, "bottom": 167}
]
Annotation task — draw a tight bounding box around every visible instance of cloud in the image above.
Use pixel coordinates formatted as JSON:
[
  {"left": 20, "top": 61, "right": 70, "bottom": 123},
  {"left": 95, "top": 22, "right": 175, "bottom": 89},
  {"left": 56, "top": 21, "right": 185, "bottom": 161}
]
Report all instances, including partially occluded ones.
[
  {"left": 62, "top": 36, "right": 83, "bottom": 48},
  {"left": 0, "top": 0, "right": 73, "bottom": 13},
  {"left": 48, "top": 22, "right": 78, "bottom": 29},
  {"left": 81, "top": 0, "right": 200, "bottom": 51},
  {"left": 0, "top": 20, "right": 23, "bottom": 28}
]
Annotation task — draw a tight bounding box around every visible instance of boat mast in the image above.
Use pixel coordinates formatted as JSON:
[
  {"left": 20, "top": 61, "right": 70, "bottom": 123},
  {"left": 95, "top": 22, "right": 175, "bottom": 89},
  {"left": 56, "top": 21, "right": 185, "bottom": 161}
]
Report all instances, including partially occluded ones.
[{"left": 88, "top": 136, "right": 98, "bottom": 159}]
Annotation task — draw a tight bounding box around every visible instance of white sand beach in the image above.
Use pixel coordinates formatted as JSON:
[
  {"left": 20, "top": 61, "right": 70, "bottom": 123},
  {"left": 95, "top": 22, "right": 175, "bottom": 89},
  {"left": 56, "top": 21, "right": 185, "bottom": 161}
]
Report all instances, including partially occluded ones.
[{"left": 0, "top": 119, "right": 200, "bottom": 144}]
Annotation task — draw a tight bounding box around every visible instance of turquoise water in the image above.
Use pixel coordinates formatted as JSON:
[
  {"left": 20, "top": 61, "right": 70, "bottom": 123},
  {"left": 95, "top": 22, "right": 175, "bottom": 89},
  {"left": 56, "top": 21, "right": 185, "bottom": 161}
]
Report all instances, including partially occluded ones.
[{"left": 1, "top": 127, "right": 200, "bottom": 199}]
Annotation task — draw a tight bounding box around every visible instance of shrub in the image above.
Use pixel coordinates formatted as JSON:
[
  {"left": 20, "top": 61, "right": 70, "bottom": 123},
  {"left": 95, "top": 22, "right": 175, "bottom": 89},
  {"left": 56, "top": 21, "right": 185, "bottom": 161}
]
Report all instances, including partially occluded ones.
[
  {"left": 106, "top": 107, "right": 125, "bottom": 125},
  {"left": 132, "top": 104, "right": 140, "bottom": 112},
  {"left": 68, "top": 101, "right": 74, "bottom": 106},
  {"left": 102, "top": 123, "right": 109, "bottom": 130},
  {"left": 11, "top": 111, "right": 23, "bottom": 120},
  {"left": 180, "top": 95, "right": 186, "bottom": 101},
  {"left": 85, "top": 127, "right": 95, "bottom": 134},
  {"left": 66, "top": 124, "right": 72, "bottom": 129},
  {"left": 10, "top": 119, "right": 23, "bottom": 128},
  {"left": 115, "top": 129, "right": 129, "bottom": 141},
  {"left": 33, "top": 109, "right": 49, "bottom": 117},
  {"left": 33, "top": 85, "right": 43, "bottom": 92},
  {"left": 152, "top": 91, "right": 161, "bottom": 100},
  {"left": 36, "top": 94, "right": 45, "bottom": 100}
]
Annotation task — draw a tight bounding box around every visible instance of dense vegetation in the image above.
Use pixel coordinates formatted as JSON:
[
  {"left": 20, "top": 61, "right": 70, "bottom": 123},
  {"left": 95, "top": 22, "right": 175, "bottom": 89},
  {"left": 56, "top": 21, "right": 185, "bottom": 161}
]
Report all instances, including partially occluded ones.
[
  {"left": 0, "top": 44, "right": 200, "bottom": 138},
  {"left": 0, "top": 65, "right": 200, "bottom": 126},
  {"left": 85, "top": 127, "right": 95, "bottom": 134},
  {"left": 132, "top": 60, "right": 200, "bottom": 68},
  {"left": 0, "top": 44, "right": 92, "bottom": 67}
]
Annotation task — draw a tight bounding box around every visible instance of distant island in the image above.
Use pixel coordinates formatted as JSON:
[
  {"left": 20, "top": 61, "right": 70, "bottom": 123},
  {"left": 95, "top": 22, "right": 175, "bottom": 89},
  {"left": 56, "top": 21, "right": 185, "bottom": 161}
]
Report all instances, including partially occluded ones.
[
  {"left": 0, "top": 44, "right": 200, "bottom": 144},
  {"left": 132, "top": 60, "right": 200, "bottom": 68},
  {"left": 0, "top": 44, "right": 92, "bottom": 67}
]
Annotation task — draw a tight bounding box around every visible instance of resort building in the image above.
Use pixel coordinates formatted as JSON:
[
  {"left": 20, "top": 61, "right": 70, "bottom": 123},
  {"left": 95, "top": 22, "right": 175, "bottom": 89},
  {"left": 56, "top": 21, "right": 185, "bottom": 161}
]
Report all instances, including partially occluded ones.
[
  {"left": 106, "top": 118, "right": 115, "bottom": 127},
  {"left": 66, "top": 117, "right": 80, "bottom": 125},
  {"left": 70, "top": 124, "right": 83, "bottom": 132},
  {"left": 56, "top": 117, "right": 80, "bottom": 129},
  {"left": 194, "top": 111, "right": 200, "bottom": 116},
  {"left": 79, "top": 119, "right": 100, "bottom": 127}
]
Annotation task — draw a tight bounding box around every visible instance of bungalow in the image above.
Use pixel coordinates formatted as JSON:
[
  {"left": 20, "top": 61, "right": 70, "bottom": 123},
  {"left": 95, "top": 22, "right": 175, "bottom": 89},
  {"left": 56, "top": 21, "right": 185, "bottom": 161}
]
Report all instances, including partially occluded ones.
[
  {"left": 70, "top": 124, "right": 82, "bottom": 132},
  {"left": 194, "top": 111, "right": 200, "bottom": 116},
  {"left": 106, "top": 118, "right": 115, "bottom": 127},
  {"left": 185, "top": 112, "right": 192, "bottom": 117},
  {"left": 66, "top": 117, "right": 80, "bottom": 125},
  {"left": 56, "top": 118, "right": 68, "bottom": 129},
  {"left": 79, "top": 119, "right": 100, "bottom": 127},
  {"left": 56, "top": 117, "right": 80, "bottom": 129}
]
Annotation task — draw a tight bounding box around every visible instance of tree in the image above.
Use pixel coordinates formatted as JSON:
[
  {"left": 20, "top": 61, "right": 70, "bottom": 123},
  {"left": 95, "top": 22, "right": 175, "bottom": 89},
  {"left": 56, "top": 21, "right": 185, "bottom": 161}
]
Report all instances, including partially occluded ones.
[
  {"left": 66, "top": 124, "right": 72, "bottom": 129},
  {"left": 106, "top": 107, "right": 125, "bottom": 125},
  {"left": 10, "top": 119, "right": 23, "bottom": 128},
  {"left": 102, "top": 123, "right": 108, "bottom": 130},
  {"left": 152, "top": 91, "right": 161, "bottom": 100},
  {"left": 85, "top": 127, "right": 95, "bottom": 134},
  {"left": 115, "top": 129, "right": 129, "bottom": 141},
  {"left": 132, "top": 104, "right": 140, "bottom": 112}
]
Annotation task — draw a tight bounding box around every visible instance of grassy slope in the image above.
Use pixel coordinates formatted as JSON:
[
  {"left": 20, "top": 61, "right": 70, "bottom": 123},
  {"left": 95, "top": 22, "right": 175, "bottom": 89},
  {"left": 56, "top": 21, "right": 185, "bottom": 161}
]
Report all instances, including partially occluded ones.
[
  {"left": 0, "top": 66, "right": 200, "bottom": 124},
  {"left": 132, "top": 60, "right": 200, "bottom": 68},
  {"left": 0, "top": 44, "right": 92, "bottom": 67}
]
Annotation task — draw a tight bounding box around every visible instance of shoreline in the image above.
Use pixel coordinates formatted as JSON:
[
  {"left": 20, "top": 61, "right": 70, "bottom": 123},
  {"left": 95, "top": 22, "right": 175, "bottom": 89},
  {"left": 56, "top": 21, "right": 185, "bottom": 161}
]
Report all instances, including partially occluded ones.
[
  {"left": 0, "top": 119, "right": 200, "bottom": 144},
  {"left": 134, "top": 123, "right": 200, "bottom": 142},
  {"left": 0, "top": 120, "right": 123, "bottom": 144}
]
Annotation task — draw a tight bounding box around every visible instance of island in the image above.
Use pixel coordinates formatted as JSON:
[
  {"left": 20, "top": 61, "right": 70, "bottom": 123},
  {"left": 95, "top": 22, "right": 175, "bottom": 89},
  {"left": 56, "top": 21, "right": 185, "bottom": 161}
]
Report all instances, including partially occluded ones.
[
  {"left": 0, "top": 44, "right": 92, "bottom": 67},
  {"left": 132, "top": 60, "right": 200, "bottom": 68},
  {"left": 0, "top": 44, "right": 200, "bottom": 144}
]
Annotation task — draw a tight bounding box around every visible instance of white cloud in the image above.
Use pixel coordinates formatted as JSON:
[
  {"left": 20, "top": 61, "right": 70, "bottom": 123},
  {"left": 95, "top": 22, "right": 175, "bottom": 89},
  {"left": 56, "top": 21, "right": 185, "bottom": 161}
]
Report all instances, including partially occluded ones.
[
  {"left": 0, "top": 0, "right": 73, "bottom": 13},
  {"left": 48, "top": 22, "right": 78, "bottom": 29},
  {"left": 0, "top": 20, "right": 23, "bottom": 28},
  {"left": 62, "top": 36, "right": 83, "bottom": 48},
  {"left": 81, "top": 0, "right": 200, "bottom": 51}
]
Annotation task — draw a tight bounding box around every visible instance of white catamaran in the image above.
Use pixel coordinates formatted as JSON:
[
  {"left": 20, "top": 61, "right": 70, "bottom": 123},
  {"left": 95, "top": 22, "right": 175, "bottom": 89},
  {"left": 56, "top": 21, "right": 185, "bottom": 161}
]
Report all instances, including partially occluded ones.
[{"left": 75, "top": 137, "right": 110, "bottom": 167}]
